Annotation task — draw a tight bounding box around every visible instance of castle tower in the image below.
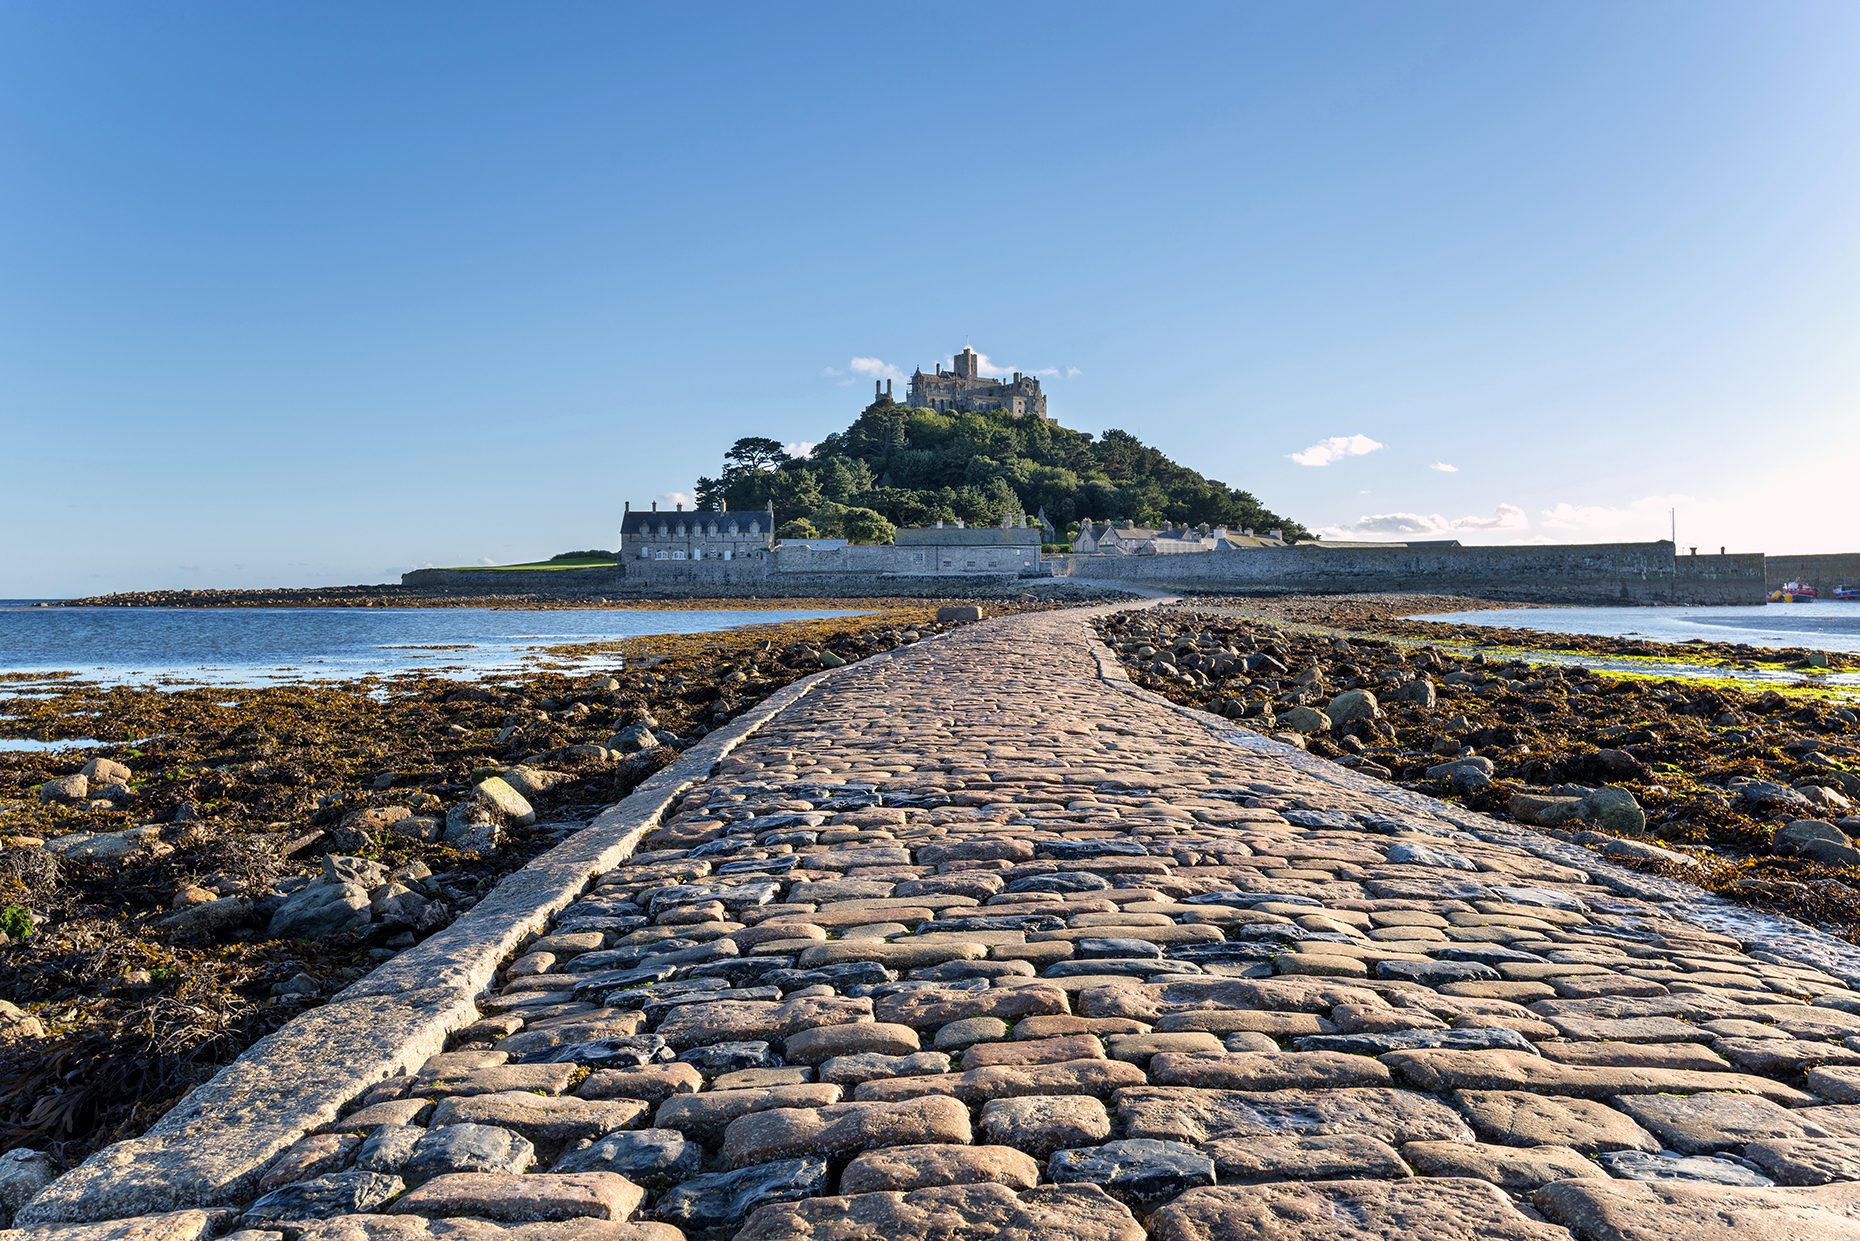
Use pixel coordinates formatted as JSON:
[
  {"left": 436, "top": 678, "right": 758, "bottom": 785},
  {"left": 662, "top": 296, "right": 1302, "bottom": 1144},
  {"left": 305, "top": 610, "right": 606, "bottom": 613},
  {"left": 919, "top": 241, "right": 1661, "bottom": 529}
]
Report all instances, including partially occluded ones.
[{"left": 953, "top": 346, "right": 979, "bottom": 379}]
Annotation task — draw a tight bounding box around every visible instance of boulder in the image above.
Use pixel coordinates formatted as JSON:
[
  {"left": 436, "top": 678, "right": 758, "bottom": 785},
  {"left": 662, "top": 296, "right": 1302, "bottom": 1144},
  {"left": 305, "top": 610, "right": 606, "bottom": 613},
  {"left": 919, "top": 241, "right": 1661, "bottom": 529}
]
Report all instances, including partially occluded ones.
[
  {"left": 1326, "top": 690, "right": 1383, "bottom": 724},
  {"left": 36, "top": 775, "right": 87, "bottom": 805},
  {"left": 1427, "top": 756, "right": 1495, "bottom": 780},
  {"left": 474, "top": 777, "right": 536, "bottom": 827},
  {"left": 269, "top": 881, "right": 372, "bottom": 940},
  {"left": 1278, "top": 707, "right": 1331, "bottom": 735},
  {"left": 1388, "top": 679, "right": 1437, "bottom": 708},
  {"left": 937, "top": 607, "right": 983, "bottom": 622},
  {"left": 0, "top": 1149, "right": 56, "bottom": 1227},
  {"left": 1774, "top": 820, "right": 1849, "bottom": 857},
  {"left": 79, "top": 757, "right": 132, "bottom": 785},
  {"left": 155, "top": 895, "right": 253, "bottom": 935},
  {"left": 1580, "top": 786, "right": 1645, "bottom": 836},
  {"left": 446, "top": 804, "right": 501, "bottom": 855},
  {"left": 1509, "top": 792, "right": 1584, "bottom": 828},
  {"left": 42, "top": 825, "right": 162, "bottom": 859}
]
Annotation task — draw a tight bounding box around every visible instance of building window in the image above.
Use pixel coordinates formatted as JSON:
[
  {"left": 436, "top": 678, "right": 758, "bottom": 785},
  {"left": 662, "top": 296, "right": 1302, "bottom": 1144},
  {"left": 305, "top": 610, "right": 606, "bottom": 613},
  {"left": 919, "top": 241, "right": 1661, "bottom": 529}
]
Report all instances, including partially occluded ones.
[
  {"left": 728, "top": 522, "right": 739, "bottom": 535},
  {"left": 676, "top": 523, "right": 686, "bottom": 536},
  {"left": 655, "top": 551, "right": 668, "bottom": 560},
  {"left": 672, "top": 550, "right": 686, "bottom": 560},
  {"left": 708, "top": 523, "right": 718, "bottom": 536},
  {"left": 723, "top": 550, "right": 733, "bottom": 560},
  {"left": 657, "top": 523, "right": 668, "bottom": 536},
  {"left": 748, "top": 521, "right": 759, "bottom": 534}
]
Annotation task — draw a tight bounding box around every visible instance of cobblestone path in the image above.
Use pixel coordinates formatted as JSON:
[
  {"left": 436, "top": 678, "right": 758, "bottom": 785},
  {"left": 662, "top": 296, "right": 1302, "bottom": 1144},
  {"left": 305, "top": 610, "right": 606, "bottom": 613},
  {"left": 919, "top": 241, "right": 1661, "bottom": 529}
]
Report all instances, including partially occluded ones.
[{"left": 18, "top": 607, "right": 1860, "bottom": 1240}]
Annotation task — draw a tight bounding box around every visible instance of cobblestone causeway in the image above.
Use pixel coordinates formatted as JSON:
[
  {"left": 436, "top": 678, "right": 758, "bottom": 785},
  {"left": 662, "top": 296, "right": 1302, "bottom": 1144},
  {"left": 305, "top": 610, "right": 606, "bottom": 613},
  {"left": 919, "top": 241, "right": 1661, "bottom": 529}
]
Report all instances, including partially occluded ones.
[{"left": 15, "top": 605, "right": 1860, "bottom": 1240}]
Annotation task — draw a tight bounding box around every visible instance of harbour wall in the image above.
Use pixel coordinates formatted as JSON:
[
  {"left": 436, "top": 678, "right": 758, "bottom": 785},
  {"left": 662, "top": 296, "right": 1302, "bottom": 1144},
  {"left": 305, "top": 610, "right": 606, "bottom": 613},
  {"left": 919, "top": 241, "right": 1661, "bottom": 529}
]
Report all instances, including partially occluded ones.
[
  {"left": 1764, "top": 553, "right": 1860, "bottom": 598},
  {"left": 1050, "top": 542, "right": 1768, "bottom": 605},
  {"left": 403, "top": 541, "right": 1773, "bottom": 604}
]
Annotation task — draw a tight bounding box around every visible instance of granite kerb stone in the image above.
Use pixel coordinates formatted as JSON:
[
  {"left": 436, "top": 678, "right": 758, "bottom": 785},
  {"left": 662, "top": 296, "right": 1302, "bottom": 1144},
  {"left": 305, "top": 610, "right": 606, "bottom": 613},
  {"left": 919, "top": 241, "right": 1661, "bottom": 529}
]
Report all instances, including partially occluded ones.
[{"left": 16, "top": 662, "right": 851, "bottom": 1227}]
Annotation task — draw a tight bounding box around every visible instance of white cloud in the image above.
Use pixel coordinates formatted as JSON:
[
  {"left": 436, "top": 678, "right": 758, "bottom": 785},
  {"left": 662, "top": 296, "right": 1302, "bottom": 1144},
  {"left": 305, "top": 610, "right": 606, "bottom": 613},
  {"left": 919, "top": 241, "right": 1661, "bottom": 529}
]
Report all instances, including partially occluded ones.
[
  {"left": 1540, "top": 494, "right": 1690, "bottom": 532},
  {"left": 656, "top": 491, "right": 695, "bottom": 510},
  {"left": 1066, "top": 367, "right": 1082, "bottom": 378},
  {"left": 1317, "top": 504, "right": 1528, "bottom": 539},
  {"left": 1288, "top": 434, "right": 1385, "bottom": 467},
  {"left": 1429, "top": 462, "right": 1458, "bottom": 473},
  {"left": 478, "top": 558, "right": 496, "bottom": 566},
  {"left": 848, "top": 356, "right": 905, "bottom": 382},
  {"left": 783, "top": 441, "right": 817, "bottom": 460}
]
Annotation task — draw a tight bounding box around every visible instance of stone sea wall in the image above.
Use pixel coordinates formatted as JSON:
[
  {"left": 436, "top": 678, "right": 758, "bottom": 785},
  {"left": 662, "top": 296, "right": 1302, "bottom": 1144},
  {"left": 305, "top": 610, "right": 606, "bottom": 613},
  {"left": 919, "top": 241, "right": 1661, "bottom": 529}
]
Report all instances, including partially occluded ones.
[
  {"left": 402, "top": 542, "right": 1777, "bottom": 605},
  {"left": 1051, "top": 542, "right": 1767, "bottom": 606},
  {"left": 1766, "top": 553, "right": 1860, "bottom": 597}
]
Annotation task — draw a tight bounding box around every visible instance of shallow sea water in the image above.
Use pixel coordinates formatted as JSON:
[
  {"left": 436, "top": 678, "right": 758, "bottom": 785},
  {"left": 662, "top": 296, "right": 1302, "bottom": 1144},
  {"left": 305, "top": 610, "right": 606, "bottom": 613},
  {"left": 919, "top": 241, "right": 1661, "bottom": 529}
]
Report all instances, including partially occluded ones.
[{"left": 0, "top": 603, "right": 872, "bottom": 690}]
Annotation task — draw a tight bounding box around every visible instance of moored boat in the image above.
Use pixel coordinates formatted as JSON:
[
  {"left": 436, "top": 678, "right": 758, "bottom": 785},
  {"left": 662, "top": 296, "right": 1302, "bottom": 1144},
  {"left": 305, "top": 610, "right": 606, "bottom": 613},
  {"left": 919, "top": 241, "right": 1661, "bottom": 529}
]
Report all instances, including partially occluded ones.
[
  {"left": 1769, "top": 580, "right": 1819, "bottom": 602},
  {"left": 1834, "top": 584, "right": 1860, "bottom": 600}
]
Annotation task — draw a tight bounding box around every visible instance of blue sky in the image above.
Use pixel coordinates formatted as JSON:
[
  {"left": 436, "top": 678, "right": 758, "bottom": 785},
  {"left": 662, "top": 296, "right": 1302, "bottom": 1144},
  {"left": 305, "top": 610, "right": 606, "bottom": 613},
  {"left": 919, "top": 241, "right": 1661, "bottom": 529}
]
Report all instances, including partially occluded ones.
[{"left": 3, "top": 3, "right": 1857, "bottom": 597}]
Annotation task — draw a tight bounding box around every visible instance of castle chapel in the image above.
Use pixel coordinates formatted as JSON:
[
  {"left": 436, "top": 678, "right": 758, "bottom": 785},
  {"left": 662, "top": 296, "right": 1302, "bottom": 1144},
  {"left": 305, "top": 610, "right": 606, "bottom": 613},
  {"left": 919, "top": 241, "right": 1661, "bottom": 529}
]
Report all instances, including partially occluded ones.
[{"left": 907, "top": 346, "right": 1050, "bottom": 420}]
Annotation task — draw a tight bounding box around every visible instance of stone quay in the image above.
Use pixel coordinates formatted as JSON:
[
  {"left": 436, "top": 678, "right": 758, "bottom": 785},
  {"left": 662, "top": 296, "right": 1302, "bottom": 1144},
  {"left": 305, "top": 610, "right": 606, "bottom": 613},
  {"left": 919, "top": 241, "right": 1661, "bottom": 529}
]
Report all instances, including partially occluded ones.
[{"left": 13, "top": 603, "right": 1860, "bottom": 1240}]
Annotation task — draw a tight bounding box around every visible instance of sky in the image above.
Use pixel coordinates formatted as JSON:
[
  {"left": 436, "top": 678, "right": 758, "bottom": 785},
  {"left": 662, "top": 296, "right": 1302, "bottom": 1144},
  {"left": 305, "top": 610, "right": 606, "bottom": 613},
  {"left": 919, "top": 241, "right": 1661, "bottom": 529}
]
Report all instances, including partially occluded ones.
[{"left": 3, "top": 3, "right": 1857, "bottom": 597}]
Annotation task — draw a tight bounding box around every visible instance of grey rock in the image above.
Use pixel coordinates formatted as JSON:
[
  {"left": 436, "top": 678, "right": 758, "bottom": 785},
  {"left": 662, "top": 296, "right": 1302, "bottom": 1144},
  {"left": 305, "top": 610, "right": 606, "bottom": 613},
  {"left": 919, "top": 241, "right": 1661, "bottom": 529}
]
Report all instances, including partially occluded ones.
[
  {"left": 37, "top": 775, "right": 88, "bottom": 805},
  {"left": 0, "top": 1149, "right": 56, "bottom": 1227},
  {"left": 1278, "top": 706, "right": 1332, "bottom": 735},
  {"left": 1801, "top": 837, "right": 1860, "bottom": 869},
  {"left": 819, "top": 1051, "right": 951, "bottom": 1087},
  {"left": 443, "top": 803, "right": 501, "bottom": 855},
  {"left": 1385, "top": 842, "right": 1477, "bottom": 871},
  {"left": 353, "top": 1125, "right": 425, "bottom": 1174},
  {"left": 242, "top": 1171, "right": 403, "bottom": 1227},
  {"left": 1599, "top": 837, "right": 1697, "bottom": 867},
  {"left": 1295, "top": 1027, "right": 1539, "bottom": 1057},
  {"left": 154, "top": 895, "right": 253, "bottom": 935},
  {"left": 1389, "top": 679, "right": 1437, "bottom": 708},
  {"left": 1777, "top": 820, "right": 1852, "bottom": 855},
  {"left": 321, "top": 855, "right": 387, "bottom": 890},
  {"left": 42, "top": 825, "right": 162, "bottom": 859},
  {"left": 677, "top": 1042, "right": 783, "bottom": 1075},
  {"left": 1591, "top": 1148, "right": 1774, "bottom": 1187},
  {"left": 1325, "top": 690, "right": 1383, "bottom": 724},
  {"left": 1427, "top": 756, "right": 1495, "bottom": 780},
  {"left": 80, "top": 757, "right": 132, "bottom": 784},
  {"left": 1009, "top": 872, "right": 1112, "bottom": 894},
  {"left": 401, "top": 1124, "right": 536, "bottom": 1185},
  {"left": 1581, "top": 786, "right": 1646, "bottom": 835},
  {"left": 551, "top": 1128, "right": 700, "bottom": 1184},
  {"left": 267, "top": 882, "right": 370, "bottom": 940},
  {"left": 1047, "top": 1138, "right": 1216, "bottom": 1211},
  {"left": 1738, "top": 781, "right": 1816, "bottom": 811},
  {"left": 1376, "top": 959, "right": 1500, "bottom": 987},
  {"left": 655, "top": 1155, "right": 829, "bottom": 1232},
  {"left": 473, "top": 776, "right": 536, "bottom": 827}
]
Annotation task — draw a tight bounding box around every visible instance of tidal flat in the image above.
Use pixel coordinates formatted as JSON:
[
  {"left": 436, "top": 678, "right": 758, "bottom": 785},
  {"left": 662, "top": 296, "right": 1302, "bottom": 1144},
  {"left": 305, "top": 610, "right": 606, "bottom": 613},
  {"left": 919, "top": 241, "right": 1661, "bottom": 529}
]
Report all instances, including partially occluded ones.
[
  {"left": 1106, "top": 594, "right": 1860, "bottom": 959},
  {"left": 0, "top": 598, "right": 1079, "bottom": 1163}
]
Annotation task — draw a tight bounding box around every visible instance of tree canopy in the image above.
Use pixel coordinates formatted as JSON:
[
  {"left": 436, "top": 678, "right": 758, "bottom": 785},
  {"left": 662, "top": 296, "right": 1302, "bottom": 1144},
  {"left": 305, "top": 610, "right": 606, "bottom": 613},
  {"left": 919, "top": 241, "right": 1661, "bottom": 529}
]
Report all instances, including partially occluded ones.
[{"left": 694, "top": 397, "right": 1308, "bottom": 542}]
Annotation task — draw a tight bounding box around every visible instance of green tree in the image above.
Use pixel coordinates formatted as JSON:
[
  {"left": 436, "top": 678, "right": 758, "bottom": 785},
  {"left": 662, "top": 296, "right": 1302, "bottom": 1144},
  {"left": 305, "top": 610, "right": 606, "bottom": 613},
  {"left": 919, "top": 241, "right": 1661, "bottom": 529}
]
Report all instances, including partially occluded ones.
[{"left": 841, "top": 507, "right": 897, "bottom": 545}]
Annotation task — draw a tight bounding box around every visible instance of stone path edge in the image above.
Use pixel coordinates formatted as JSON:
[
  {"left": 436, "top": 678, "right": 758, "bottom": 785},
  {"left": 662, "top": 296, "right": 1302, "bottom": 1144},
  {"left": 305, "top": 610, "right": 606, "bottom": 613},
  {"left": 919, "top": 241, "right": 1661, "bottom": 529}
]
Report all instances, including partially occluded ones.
[
  {"left": 15, "top": 648, "right": 884, "bottom": 1228},
  {"left": 1084, "top": 606, "right": 1860, "bottom": 987}
]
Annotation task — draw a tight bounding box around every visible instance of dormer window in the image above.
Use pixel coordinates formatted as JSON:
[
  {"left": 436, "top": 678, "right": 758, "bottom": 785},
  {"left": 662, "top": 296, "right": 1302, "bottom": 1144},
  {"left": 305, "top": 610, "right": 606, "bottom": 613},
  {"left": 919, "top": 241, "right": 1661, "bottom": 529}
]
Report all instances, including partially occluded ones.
[
  {"left": 728, "top": 522, "right": 739, "bottom": 535},
  {"left": 708, "top": 523, "right": 718, "bottom": 536},
  {"left": 657, "top": 523, "right": 668, "bottom": 537},
  {"left": 676, "top": 522, "right": 686, "bottom": 536},
  {"left": 748, "top": 521, "right": 759, "bottom": 535}
]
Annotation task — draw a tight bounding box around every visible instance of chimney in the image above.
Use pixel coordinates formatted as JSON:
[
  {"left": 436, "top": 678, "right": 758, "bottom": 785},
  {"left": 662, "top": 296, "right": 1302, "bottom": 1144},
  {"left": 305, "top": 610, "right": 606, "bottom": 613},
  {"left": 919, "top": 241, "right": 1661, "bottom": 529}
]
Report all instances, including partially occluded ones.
[
  {"left": 652, "top": 501, "right": 657, "bottom": 511},
  {"left": 886, "top": 379, "right": 893, "bottom": 397},
  {"left": 1269, "top": 529, "right": 1282, "bottom": 541},
  {"left": 676, "top": 502, "right": 683, "bottom": 512},
  {"left": 876, "top": 379, "right": 882, "bottom": 399}
]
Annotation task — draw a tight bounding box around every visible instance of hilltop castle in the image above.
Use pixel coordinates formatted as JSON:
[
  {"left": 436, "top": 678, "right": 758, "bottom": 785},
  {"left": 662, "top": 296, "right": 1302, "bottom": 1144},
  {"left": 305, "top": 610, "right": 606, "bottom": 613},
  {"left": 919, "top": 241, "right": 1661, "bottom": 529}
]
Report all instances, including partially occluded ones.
[{"left": 907, "top": 346, "right": 1050, "bottom": 420}]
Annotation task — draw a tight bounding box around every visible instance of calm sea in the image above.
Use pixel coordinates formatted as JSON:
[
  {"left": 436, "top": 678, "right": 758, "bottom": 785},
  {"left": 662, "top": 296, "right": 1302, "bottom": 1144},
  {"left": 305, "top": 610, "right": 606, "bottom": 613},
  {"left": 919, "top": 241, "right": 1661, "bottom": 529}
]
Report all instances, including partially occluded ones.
[
  {"left": 1408, "top": 604, "right": 1860, "bottom": 655},
  {"left": 0, "top": 603, "right": 870, "bottom": 689}
]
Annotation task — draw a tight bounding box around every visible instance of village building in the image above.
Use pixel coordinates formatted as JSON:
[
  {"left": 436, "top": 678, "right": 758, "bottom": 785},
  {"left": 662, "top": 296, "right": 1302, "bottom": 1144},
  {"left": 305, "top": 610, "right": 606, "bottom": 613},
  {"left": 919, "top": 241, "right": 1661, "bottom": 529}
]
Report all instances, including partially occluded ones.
[
  {"left": 908, "top": 346, "right": 1050, "bottom": 420},
  {"left": 619, "top": 500, "right": 774, "bottom": 563},
  {"left": 1072, "top": 519, "right": 1288, "bottom": 555}
]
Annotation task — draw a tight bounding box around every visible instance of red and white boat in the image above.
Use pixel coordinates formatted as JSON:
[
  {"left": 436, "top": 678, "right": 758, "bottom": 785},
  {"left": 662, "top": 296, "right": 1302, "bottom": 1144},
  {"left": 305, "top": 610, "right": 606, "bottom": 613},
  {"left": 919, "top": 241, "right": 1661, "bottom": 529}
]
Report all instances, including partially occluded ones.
[{"left": 1769, "top": 580, "right": 1819, "bottom": 603}]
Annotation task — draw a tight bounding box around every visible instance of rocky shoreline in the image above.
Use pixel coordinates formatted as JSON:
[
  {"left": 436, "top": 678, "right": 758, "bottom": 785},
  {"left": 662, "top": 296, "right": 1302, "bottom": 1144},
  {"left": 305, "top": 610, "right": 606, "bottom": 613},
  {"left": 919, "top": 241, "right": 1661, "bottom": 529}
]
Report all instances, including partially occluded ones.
[
  {"left": 1100, "top": 600, "right": 1860, "bottom": 948},
  {"left": 0, "top": 599, "right": 1090, "bottom": 1164}
]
